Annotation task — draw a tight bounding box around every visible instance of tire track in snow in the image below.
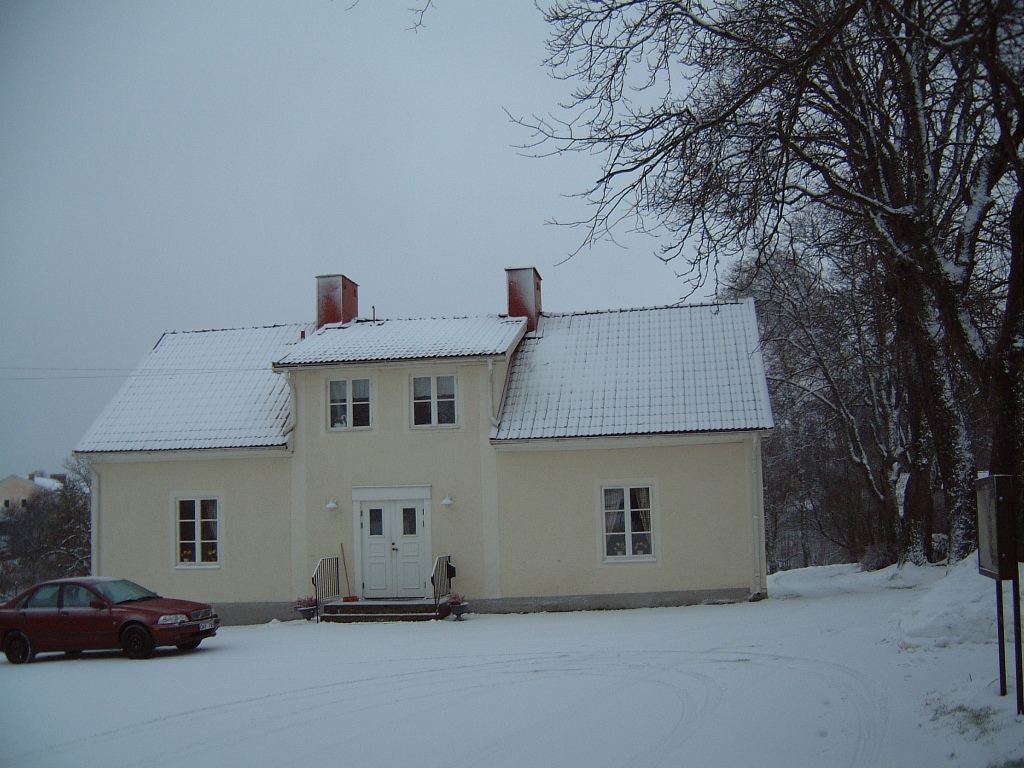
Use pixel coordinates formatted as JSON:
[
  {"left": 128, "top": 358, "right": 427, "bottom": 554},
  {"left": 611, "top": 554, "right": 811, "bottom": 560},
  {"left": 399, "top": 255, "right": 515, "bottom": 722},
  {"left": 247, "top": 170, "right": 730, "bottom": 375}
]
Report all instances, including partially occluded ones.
[{"left": 9, "top": 648, "right": 891, "bottom": 768}]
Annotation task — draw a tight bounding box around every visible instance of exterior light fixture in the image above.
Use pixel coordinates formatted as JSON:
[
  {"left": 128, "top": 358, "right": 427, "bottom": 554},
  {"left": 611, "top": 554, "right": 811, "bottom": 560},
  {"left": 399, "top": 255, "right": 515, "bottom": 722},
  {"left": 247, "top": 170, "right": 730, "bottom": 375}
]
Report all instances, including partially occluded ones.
[
  {"left": 441, "top": 494, "right": 453, "bottom": 508},
  {"left": 325, "top": 499, "right": 339, "bottom": 511}
]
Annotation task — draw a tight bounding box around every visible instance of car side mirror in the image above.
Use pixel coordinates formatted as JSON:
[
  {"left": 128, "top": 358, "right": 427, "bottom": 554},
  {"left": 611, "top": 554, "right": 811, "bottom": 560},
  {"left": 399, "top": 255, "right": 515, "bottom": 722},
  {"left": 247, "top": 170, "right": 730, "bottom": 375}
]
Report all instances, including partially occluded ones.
[{"left": 89, "top": 599, "right": 105, "bottom": 610}]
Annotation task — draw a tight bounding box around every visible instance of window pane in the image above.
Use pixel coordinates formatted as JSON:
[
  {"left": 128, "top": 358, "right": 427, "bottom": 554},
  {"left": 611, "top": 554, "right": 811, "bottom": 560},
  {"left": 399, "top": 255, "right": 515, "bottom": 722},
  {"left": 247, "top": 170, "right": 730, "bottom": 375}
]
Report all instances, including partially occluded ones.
[
  {"left": 606, "top": 534, "right": 627, "bottom": 557},
  {"left": 27, "top": 584, "right": 60, "bottom": 608},
  {"left": 63, "top": 585, "right": 94, "bottom": 608},
  {"left": 201, "top": 520, "right": 218, "bottom": 540},
  {"left": 200, "top": 499, "right": 218, "bottom": 520},
  {"left": 369, "top": 508, "right": 383, "bottom": 536},
  {"left": 413, "top": 376, "right": 432, "bottom": 399},
  {"left": 413, "top": 401, "right": 432, "bottom": 425},
  {"left": 631, "top": 509, "right": 652, "bottom": 533},
  {"left": 630, "top": 487, "right": 651, "bottom": 511},
  {"left": 352, "top": 379, "right": 370, "bottom": 400},
  {"left": 180, "top": 543, "right": 196, "bottom": 562},
  {"left": 403, "top": 507, "right": 417, "bottom": 535},
  {"left": 632, "top": 533, "right": 653, "bottom": 556},
  {"left": 604, "top": 488, "right": 624, "bottom": 512},
  {"left": 201, "top": 543, "right": 218, "bottom": 562},
  {"left": 437, "top": 399, "right": 455, "bottom": 424},
  {"left": 605, "top": 508, "right": 625, "bottom": 533},
  {"left": 178, "top": 499, "right": 196, "bottom": 520},
  {"left": 437, "top": 375, "right": 455, "bottom": 398},
  {"left": 331, "top": 404, "right": 348, "bottom": 428},
  {"left": 352, "top": 402, "right": 370, "bottom": 427},
  {"left": 329, "top": 380, "right": 347, "bottom": 402},
  {"left": 179, "top": 521, "right": 194, "bottom": 541}
]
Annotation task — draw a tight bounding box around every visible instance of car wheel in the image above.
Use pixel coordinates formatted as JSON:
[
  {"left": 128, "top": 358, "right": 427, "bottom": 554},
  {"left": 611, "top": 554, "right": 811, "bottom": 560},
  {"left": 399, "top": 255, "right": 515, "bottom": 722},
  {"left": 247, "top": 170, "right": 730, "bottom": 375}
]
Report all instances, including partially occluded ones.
[
  {"left": 120, "top": 624, "right": 154, "bottom": 660},
  {"left": 3, "top": 630, "right": 34, "bottom": 665},
  {"left": 176, "top": 640, "right": 201, "bottom": 651}
]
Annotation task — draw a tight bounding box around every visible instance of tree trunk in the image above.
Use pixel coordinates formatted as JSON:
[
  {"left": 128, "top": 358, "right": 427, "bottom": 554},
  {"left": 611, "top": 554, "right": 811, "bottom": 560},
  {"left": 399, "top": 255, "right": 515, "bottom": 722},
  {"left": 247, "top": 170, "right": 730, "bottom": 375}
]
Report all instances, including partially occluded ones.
[
  {"left": 894, "top": 269, "right": 977, "bottom": 562},
  {"left": 987, "top": 191, "right": 1024, "bottom": 559}
]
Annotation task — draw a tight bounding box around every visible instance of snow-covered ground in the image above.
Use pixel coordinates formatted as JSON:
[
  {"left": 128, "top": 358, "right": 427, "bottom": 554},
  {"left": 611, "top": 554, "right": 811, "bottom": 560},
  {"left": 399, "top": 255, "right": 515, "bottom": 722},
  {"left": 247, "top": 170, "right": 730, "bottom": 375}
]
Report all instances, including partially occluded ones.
[{"left": 2, "top": 555, "right": 1022, "bottom": 767}]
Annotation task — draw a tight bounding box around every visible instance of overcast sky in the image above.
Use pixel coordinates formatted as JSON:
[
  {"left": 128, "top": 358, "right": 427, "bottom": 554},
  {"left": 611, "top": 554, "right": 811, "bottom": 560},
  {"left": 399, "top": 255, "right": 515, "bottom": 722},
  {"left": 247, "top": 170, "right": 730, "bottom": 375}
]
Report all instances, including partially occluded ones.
[{"left": 0, "top": 1, "right": 696, "bottom": 480}]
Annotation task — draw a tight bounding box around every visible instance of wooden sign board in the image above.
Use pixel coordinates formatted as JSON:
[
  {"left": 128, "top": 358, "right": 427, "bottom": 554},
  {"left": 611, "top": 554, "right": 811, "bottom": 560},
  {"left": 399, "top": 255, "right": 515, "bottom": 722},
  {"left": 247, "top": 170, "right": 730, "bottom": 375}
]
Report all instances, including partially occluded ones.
[{"left": 976, "top": 475, "right": 1017, "bottom": 580}]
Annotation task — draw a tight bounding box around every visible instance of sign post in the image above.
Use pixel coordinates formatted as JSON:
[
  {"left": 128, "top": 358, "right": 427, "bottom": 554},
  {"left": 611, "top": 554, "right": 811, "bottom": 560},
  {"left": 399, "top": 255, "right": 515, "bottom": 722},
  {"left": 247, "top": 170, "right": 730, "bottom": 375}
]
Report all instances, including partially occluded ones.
[{"left": 975, "top": 475, "right": 1022, "bottom": 715}]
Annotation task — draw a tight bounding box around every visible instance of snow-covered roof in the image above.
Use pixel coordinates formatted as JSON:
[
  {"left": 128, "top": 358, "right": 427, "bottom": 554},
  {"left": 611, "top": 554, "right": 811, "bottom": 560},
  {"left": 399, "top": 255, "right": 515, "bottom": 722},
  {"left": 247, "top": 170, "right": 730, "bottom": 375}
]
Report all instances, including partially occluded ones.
[
  {"left": 76, "top": 324, "right": 312, "bottom": 453},
  {"left": 0, "top": 474, "right": 63, "bottom": 492},
  {"left": 273, "top": 315, "right": 527, "bottom": 367},
  {"left": 492, "top": 298, "right": 774, "bottom": 440},
  {"left": 76, "top": 300, "right": 772, "bottom": 454},
  {"left": 29, "top": 476, "right": 63, "bottom": 491}
]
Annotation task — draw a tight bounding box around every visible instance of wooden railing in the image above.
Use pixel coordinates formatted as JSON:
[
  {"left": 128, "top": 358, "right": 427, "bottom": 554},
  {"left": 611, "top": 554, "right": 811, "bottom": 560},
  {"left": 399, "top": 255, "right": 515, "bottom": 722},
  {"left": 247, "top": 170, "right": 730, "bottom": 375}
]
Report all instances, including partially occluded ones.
[{"left": 312, "top": 556, "right": 341, "bottom": 622}]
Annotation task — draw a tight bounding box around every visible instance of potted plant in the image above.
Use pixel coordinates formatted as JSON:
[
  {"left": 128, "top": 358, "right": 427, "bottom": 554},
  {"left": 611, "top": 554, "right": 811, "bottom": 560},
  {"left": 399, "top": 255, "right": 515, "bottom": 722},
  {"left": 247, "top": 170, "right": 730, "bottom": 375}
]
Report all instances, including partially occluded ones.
[
  {"left": 448, "top": 593, "right": 468, "bottom": 620},
  {"left": 293, "top": 596, "right": 317, "bottom": 621}
]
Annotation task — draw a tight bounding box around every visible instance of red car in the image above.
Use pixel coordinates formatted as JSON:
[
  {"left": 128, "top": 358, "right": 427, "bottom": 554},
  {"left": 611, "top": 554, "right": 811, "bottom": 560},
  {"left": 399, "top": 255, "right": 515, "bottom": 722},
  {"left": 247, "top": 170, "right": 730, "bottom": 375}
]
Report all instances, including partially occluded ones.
[{"left": 1, "top": 576, "right": 219, "bottom": 663}]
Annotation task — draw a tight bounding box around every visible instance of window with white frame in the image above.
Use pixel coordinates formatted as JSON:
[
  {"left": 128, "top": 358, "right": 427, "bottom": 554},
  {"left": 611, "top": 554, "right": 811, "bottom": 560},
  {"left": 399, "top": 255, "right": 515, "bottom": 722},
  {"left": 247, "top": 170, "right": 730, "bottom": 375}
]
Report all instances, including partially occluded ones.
[
  {"left": 177, "top": 498, "right": 219, "bottom": 565},
  {"left": 603, "top": 486, "right": 653, "bottom": 559},
  {"left": 412, "top": 374, "right": 456, "bottom": 426},
  {"left": 328, "top": 378, "right": 371, "bottom": 429}
]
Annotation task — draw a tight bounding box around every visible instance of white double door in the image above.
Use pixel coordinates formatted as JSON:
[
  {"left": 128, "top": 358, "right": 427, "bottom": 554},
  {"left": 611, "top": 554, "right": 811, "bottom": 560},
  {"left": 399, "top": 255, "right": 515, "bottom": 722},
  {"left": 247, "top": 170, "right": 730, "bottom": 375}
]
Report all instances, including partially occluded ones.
[{"left": 360, "top": 499, "right": 428, "bottom": 599}]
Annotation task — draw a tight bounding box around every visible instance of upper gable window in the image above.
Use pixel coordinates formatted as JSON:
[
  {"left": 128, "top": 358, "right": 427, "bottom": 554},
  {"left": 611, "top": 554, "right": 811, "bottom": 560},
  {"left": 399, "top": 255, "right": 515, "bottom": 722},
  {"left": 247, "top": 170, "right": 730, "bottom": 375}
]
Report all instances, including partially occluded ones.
[
  {"left": 329, "top": 378, "right": 371, "bottom": 430},
  {"left": 412, "top": 375, "right": 456, "bottom": 426}
]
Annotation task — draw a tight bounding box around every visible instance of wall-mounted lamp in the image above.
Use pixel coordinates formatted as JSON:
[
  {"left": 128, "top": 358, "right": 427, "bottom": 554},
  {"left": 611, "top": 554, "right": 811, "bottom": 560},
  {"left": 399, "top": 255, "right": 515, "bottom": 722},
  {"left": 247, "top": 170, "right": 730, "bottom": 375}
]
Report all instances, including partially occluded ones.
[
  {"left": 325, "top": 499, "right": 339, "bottom": 511},
  {"left": 441, "top": 494, "right": 453, "bottom": 508}
]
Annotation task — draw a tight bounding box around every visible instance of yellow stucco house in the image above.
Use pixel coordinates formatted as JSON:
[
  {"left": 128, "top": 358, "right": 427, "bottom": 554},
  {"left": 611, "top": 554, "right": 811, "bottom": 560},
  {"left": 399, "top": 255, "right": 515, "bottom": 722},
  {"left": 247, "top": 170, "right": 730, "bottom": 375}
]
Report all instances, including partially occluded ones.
[{"left": 76, "top": 268, "right": 773, "bottom": 623}]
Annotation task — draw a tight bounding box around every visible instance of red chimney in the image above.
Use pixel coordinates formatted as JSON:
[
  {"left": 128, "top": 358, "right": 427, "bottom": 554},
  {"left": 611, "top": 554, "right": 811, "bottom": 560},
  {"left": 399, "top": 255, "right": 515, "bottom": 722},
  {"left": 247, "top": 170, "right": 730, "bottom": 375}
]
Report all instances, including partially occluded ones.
[
  {"left": 316, "top": 274, "right": 358, "bottom": 328},
  {"left": 506, "top": 267, "right": 542, "bottom": 332}
]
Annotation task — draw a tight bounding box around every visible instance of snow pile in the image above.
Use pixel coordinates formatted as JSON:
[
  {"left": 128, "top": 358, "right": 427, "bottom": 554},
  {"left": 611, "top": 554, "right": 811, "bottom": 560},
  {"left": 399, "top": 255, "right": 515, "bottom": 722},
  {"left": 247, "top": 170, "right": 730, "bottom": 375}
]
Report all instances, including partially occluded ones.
[
  {"left": 897, "top": 552, "right": 1020, "bottom": 649},
  {"left": 768, "top": 558, "right": 935, "bottom": 599}
]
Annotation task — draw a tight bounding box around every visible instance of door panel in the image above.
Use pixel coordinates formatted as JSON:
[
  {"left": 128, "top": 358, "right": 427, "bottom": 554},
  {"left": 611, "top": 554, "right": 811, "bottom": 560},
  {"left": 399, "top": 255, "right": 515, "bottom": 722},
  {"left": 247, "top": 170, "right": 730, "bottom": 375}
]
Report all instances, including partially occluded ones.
[
  {"left": 361, "top": 501, "right": 426, "bottom": 599},
  {"left": 363, "top": 507, "right": 389, "bottom": 594},
  {"left": 60, "top": 584, "right": 115, "bottom": 649},
  {"left": 18, "top": 584, "right": 62, "bottom": 651}
]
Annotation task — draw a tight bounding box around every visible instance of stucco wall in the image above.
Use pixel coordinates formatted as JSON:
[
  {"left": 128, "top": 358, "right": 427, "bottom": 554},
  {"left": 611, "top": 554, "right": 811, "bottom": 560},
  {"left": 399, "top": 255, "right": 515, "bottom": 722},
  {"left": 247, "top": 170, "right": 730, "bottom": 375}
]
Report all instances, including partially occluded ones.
[
  {"left": 90, "top": 455, "right": 292, "bottom": 604},
  {"left": 493, "top": 436, "right": 763, "bottom": 600},
  {"left": 290, "top": 357, "right": 505, "bottom": 600}
]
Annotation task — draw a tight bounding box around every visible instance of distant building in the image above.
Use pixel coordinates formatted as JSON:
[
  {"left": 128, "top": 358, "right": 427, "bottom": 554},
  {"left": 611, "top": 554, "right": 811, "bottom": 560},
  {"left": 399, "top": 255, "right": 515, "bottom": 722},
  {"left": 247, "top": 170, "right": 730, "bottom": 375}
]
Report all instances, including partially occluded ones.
[
  {"left": 0, "top": 473, "right": 64, "bottom": 552},
  {"left": 0, "top": 473, "right": 63, "bottom": 512}
]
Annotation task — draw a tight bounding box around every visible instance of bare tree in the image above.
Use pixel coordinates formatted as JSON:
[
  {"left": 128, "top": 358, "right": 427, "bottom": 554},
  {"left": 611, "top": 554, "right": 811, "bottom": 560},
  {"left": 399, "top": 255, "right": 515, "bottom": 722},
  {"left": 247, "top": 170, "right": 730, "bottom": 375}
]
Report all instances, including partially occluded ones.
[
  {"left": 531, "top": 0, "right": 1023, "bottom": 560},
  {"left": 0, "top": 458, "right": 91, "bottom": 598}
]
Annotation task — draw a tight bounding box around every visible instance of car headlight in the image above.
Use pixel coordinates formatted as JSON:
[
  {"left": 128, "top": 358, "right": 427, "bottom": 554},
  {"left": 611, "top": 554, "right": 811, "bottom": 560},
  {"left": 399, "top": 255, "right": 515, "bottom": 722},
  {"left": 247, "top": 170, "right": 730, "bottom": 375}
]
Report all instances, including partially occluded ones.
[{"left": 157, "top": 614, "right": 189, "bottom": 625}]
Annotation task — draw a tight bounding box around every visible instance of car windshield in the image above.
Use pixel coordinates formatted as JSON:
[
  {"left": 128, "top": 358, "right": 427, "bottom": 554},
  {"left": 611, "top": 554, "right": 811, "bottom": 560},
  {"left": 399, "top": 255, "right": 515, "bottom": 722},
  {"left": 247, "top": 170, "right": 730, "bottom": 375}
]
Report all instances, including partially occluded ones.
[{"left": 92, "top": 579, "right": 160, "bottom": 604}]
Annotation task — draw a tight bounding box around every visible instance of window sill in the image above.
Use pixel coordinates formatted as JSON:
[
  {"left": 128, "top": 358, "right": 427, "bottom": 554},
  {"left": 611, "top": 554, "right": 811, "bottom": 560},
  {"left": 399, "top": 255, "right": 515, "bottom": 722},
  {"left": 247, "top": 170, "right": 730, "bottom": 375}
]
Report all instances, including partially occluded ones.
[
  {"left": 175, "top": 563, "right": 220, "bottom": 570},
  {"left": 603, "top": 555, "right": 656, "bottom": 564},
  {"left": 327, "top": 426, "right": 373, "bottom": 432}
]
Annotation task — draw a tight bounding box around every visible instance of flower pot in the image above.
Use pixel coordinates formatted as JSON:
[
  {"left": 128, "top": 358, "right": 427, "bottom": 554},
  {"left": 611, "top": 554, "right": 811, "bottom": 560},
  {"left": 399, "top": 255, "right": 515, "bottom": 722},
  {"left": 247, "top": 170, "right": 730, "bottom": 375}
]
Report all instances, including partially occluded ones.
[
  {"left": 297, "top": 605, "right": 317, "bottom": 621},
  {"left": 450, "top": 602, "right": 468, "bottom": 620}
]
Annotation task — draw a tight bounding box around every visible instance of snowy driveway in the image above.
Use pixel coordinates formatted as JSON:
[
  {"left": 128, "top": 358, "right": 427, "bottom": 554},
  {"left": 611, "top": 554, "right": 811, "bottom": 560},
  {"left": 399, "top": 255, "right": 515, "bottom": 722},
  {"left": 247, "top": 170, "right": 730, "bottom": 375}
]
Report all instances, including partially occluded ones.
[{"left": 2, "top": 560, "right": 1022, "bottom": 767}]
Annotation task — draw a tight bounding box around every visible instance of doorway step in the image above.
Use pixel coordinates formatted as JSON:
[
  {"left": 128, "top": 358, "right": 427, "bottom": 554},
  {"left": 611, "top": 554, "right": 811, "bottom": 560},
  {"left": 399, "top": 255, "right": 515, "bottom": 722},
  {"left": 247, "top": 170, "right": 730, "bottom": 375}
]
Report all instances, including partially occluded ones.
[{"left": 320, "top": 597, "right": 451, "bottom": 623}]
